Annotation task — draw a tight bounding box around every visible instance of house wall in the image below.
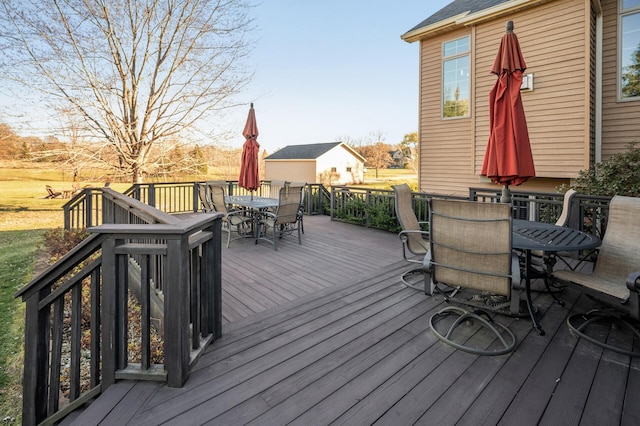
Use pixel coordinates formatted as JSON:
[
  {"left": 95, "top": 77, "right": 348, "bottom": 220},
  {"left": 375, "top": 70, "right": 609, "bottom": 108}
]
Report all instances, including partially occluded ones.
[
  {"left": 601, "top": 0, "right": 640, "bottom": 159},
  {"left": 316, "top": 147, "right": 365, "bottom": 185},
  {"left": 418, "top": 0, "right": 590, "bottom": 196},
  {"left": 264, "top": 160, "right": 316, "bottom": 184}
]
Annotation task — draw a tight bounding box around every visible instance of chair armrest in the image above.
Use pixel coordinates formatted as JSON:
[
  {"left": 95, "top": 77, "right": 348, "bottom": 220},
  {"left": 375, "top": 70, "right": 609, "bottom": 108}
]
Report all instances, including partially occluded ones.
[
  {"left": 398, "top": 230, "right": 430, "bottom": 240},
  {"left": 626, "top": 271, "right": 640, "bottom": 293},
  {"left": 227, "top": 210, "right": 251, "bottom": 221}
]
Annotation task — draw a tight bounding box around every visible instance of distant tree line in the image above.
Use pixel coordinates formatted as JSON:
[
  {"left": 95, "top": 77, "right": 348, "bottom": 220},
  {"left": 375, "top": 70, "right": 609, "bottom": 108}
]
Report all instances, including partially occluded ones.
[{"left": 0, "top": 122, "right": 245, "bottom": 182}]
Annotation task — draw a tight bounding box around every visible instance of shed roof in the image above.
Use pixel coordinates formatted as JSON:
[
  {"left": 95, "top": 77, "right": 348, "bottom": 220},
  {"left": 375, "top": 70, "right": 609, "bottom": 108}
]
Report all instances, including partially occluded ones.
[
  {"left": 265, "top": 142, "right": 357, "bottom": 160},
  {"left": 405, "top": 0, "right": 510, "bottom": 34}
]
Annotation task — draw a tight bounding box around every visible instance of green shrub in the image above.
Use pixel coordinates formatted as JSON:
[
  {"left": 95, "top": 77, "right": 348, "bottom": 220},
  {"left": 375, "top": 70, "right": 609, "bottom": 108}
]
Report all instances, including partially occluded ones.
[{"left": 573, "top": 142, "right": 640, "bottom": 196}]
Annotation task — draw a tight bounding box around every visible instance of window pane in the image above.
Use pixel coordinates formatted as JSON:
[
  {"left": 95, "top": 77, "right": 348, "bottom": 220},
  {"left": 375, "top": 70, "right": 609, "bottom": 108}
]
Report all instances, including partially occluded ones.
[
  {"left": 443, "top": 56, "right": 470, "bottom": 117},
  {"left": 443, "top": 36, "right": 470, "bottom": 58},
  {"left": 623, "top": 0, "right": 640, "bottom": 11},
  {"left": 621, "top": 12, "right": 640, "bottom": 98}
]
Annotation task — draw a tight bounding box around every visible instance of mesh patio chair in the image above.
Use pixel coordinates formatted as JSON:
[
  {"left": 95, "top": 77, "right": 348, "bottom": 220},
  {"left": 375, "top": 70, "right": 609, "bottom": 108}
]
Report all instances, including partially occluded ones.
[
  {"left": 198, "top": 183, "right": 214, "bottom": 212},
  {"left": 553, "top": 195, "right": 640, "bottom": 357},
  {"left": 287, "top": 181, "right": 307, "bottom": 234},
  {"left": 392, "top": 184, "right": 429, "bottom": 291},
  {"left": 525, "top": 189, "right": 582, "bottom": 303},
  {"left": 201, "top": 183, "right": 252, "bottom": 248},
  {"left": 258, "top": 186, "right": 303, "bottom": 250},
  {"left": 426, "top": 198, "right": 523, "bottom": 355}
]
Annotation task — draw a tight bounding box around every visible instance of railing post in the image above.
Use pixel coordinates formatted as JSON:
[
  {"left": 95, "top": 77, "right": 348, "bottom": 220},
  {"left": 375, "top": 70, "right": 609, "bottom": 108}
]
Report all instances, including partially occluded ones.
[
  {"left": 193, "top": 182, "right": 200, "bottom": 212},
  {"left": 21, "top": 289, "right": 50, "bottom": 426},
  {"left": 101, "top": 238, "right": 118, "bottom": 388},
  {"left": 164, "top": 236, "right": 190, "bottom": 387},
  {"left": 203, "top": 217, "right": 223, "bottom": 337},
  {"left": 148, "top": 184, "right": 156, "bottom": 208},
  {"left": 85, "top": 188, "right": 93, "bottom": 228}
]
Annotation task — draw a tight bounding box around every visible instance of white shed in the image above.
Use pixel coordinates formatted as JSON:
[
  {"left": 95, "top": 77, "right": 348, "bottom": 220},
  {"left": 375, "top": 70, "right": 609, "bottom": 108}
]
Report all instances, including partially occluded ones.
[{"left": 264, "top": 142, "right": 365, "bottom": 185}]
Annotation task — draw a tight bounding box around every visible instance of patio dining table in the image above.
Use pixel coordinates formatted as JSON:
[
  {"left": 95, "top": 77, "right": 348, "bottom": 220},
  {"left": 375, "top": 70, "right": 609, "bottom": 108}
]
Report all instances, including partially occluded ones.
[
  {"left": 226, "top": 195, "right": 279, "bottom": 242},
  {"left": 512, "top": 219, "right": 602, "bottom": 335}
]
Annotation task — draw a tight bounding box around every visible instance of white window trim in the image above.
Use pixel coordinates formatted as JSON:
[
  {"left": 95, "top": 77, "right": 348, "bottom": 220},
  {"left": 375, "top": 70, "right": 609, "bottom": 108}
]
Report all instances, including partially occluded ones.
[
  {"left": 618, "top": 0, "right": 640, "bottom": 101},
  {"left": 441, "top": 35, "right": 471, "bottom": 119}
]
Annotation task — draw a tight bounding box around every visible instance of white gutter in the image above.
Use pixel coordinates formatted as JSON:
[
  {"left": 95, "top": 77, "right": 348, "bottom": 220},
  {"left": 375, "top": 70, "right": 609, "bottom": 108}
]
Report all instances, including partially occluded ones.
[{"left": 595, "top": 6, "right": 602, "bottom": 164}]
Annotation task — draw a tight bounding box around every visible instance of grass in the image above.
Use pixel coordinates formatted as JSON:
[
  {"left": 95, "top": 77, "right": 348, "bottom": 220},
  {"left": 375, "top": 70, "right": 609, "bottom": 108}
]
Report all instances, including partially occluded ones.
[
  {"left": 0, "top": 161, "right": 88, "bottom": 423},
  {"left": 0, "top": 231, "right": 44, "bottom": 423},
  {"left": 362, "top": 168, "right": 418, "bottom": 191}
]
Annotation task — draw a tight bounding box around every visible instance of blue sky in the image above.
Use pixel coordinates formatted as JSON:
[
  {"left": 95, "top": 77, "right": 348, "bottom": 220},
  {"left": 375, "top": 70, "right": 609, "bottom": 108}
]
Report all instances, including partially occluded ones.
[{"left": 225, "top": 1, "right": 451, "bottom": 153}]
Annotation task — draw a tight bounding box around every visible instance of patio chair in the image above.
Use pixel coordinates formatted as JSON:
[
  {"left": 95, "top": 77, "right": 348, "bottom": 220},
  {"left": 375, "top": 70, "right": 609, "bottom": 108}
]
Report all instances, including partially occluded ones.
[
  {"left": 287, "top": 181, "right": 307, "bottom": 234},
  {"left": 526, "top": 189, "right": 581, "bottom": 303},
  {"left": 392, "top": 184, "right": 429, "bottom": 291},
  {"left": 258, "top": 186, "right": 303, "bottom": 250},
  {"left": 426, "top": 198, "right": 522, "bottom": 355},
  {"left": 45, "top": 185, "right": 63, "bottom": 199},
  {"left": 552, "top": 195, "right": 640, "bottom": 357},
  {"left": 203, "top": 184, "right": 252, "bottom": 248},
  {"left": 197, "top": 183, "right": 214, "bottom": 212}
]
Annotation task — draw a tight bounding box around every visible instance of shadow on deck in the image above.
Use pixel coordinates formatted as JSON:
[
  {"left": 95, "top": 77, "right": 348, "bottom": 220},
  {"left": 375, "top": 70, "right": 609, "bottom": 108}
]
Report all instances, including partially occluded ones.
[{"left": 63, "top": 216, "right": 640, "bottom": 425}]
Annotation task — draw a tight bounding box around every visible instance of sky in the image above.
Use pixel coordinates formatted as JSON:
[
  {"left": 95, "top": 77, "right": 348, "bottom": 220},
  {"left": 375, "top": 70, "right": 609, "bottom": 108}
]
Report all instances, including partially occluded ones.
[
  {"left": 0, "top": 1, "right": 453, "bottom": 155},
  {"left": 223, "top": 1, "right": 451, "bottom": 154}
]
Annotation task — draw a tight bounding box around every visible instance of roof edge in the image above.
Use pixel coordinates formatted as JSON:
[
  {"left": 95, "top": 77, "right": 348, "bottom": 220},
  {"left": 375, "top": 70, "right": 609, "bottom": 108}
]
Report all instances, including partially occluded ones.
[
  {"left": 337, "top": 142, "right": 366, "bottom": 162},
  {"left": 401, "top": 0, "right": 549, "bottom": 43}
]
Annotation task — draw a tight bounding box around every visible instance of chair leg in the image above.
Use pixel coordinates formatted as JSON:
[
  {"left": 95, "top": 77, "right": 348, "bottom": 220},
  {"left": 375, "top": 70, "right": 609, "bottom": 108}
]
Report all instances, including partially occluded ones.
[
  {"left": 429, "top": 306, "right": 517, "bottom": 355},
  {"left": 401, "top": 267, "right": 425, "bottom": 291},
  {"left": 567, "top": 309, "right": 640, "bottom": 357}
]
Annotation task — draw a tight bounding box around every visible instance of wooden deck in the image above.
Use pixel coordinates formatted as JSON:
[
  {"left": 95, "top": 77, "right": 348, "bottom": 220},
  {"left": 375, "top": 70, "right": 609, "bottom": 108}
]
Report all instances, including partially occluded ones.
[{"left": 62, "top": 215, "right": 640, "bottom": 425}]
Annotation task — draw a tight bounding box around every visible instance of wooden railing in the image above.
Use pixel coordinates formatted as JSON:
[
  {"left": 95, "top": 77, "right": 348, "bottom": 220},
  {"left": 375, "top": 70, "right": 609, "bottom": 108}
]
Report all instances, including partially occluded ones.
[
  {"left": 330, "top": 186, "right": 466, "bottom": 232},
  {"left": 16, "top": 189, "right": 223, "bottom": 426},
  {"left": 330, "top": 185, "right": 613, "bottom": 236},
  {"left": 469, "top": 187, "right": 612, "bottom": 238},
  {"left": 65, "top": 181, "right": 324, "bottom": 231}
]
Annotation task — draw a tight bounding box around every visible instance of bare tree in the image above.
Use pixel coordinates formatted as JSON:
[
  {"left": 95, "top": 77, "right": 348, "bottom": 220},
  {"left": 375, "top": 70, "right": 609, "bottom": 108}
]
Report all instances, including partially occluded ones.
[
  {"left": 400, "top": 131, "right": 418, "bottom": 171},
  {"left": 0, "top": 0, "right": 253, "bottom": 183}
]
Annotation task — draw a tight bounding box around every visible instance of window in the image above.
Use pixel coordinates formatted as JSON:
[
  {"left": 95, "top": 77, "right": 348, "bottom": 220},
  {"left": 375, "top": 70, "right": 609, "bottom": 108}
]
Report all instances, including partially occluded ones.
[
  {"left": 620, "top": 0, "right": 640, "bottom": 99},
  {"left": 331, "top": 167, "right": 337, "bottom": 172},
  {"left": 442, "top": 36, "right": 471, "bottom": 118},
  {"left": 346, "top": 167, "right": 352, "bottom": 172}
]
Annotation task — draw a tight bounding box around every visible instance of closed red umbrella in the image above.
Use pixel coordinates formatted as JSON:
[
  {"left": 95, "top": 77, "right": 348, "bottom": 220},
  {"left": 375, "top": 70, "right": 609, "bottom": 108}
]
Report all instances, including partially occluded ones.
[
  {"left": 239, "top": 103, "right": 261, "bottom": 195},
  {"left": 481, "top": 21, "right": 535, "bottom": 202}
]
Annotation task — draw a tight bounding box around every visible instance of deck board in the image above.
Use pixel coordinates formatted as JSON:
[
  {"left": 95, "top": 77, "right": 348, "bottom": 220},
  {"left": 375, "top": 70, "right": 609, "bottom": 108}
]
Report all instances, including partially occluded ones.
[{"left": 62, "top": 215, "right": 640, "bottom": 426}]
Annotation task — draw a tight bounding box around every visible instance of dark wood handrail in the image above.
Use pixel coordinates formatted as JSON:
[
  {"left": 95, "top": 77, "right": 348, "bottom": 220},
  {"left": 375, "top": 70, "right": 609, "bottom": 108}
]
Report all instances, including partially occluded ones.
[{"left": 16, "top": 190, "right": 224, "bottom": 426}]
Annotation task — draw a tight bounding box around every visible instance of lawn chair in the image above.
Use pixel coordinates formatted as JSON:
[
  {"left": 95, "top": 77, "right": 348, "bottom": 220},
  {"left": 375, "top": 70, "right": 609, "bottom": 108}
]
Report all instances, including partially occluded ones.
[
  {"left": 392, "top": 184, "right": 429, "bottom": 290},
  {"left": 258, "top": 186, "right": 303, "bottom": 250},
  {"left": 553, "top": 195, "right": 640, "bottom": 356},
  {"left": 45, "top": 185, "right": 63, "bottom": 199},
  {"left": 201, "top": 183, "right": 252, "bottom": 248},
  {"left": 426, "top": 198, "right": 522, "bottom": 355}
]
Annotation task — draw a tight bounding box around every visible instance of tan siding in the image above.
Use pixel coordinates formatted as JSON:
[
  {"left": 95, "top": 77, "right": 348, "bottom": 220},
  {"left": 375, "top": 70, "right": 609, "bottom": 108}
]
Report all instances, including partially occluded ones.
[
  {"left": 601, "top": 0, "right": 640, "bottom": 160},
  {"left": 419, "top": 27, "right": 476, "bottom": 195},
  {"left": 474, "top": 0, "right": 589, "bottom": 180}
]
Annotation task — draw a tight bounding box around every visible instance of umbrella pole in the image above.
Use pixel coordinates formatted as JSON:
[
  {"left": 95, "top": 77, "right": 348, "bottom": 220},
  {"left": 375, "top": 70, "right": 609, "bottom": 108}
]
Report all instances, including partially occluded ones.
[{"left": 501, "top": 184, "right": 512, "bottom": 204}]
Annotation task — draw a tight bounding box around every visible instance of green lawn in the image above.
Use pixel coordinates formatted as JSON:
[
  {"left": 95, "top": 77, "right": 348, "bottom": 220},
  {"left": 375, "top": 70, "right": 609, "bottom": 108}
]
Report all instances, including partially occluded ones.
[{"left": 0, "top": 231, "right": 45, "bottom": 423}]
